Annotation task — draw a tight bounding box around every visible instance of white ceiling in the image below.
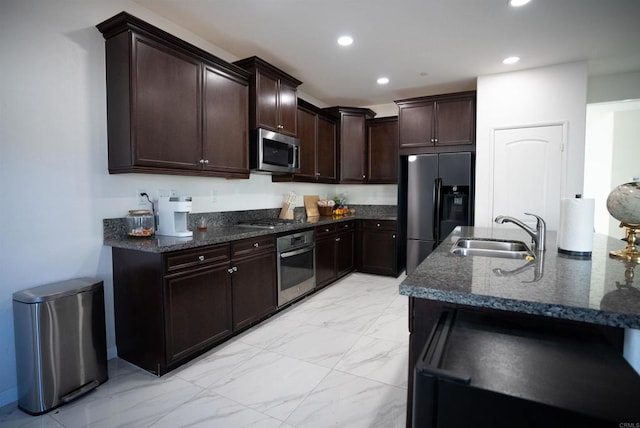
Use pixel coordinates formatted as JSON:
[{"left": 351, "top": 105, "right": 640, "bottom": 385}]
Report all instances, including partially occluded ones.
[{"left": 132, "top": 0, "right": 640, "bottom": 107}]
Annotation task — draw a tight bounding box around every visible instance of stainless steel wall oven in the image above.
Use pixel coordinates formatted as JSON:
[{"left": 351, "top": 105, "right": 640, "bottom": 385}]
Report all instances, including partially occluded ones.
[{"left": 277, "top": 230, "right": 315, "bottom": 307}]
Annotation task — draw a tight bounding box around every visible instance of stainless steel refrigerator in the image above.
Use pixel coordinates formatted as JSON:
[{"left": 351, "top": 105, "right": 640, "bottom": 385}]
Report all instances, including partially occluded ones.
[{"left": 406, "top": 152, "right": 473, "bottom": 274}]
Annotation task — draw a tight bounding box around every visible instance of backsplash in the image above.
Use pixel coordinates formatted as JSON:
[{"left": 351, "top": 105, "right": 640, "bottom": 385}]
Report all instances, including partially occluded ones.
[{"left": 103, "top": 205, "right": 397, "bottom": 240}]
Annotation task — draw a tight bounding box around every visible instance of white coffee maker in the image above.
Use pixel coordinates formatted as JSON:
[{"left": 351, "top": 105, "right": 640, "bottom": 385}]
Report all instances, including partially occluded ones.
[{"left": 157, "top": 196, "right": 193, "bottom": 237}]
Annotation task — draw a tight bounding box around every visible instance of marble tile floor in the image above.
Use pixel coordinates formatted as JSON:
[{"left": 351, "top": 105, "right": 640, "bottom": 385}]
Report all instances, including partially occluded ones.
[{"left": 0, "top": 272, "right": 409, "bottom": 428}]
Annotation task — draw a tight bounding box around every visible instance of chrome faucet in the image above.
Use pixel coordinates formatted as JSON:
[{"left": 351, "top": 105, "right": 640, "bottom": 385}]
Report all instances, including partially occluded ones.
[{"left": 494, "top": 212, "right": 546, "bottom": 252}]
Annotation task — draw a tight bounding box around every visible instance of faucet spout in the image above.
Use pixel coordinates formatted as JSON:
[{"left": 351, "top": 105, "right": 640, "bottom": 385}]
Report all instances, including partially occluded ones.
[{"left": 494, "top": 212, "right": 546, "bottom": 252}]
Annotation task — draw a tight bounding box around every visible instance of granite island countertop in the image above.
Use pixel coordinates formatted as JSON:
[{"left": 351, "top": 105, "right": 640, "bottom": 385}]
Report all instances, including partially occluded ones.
[
  {"left": 400, "top": 226, "right": 640, "bottom": 329},
  {"left": 104, "top": 210, "right": 396, "bottom": 253}
]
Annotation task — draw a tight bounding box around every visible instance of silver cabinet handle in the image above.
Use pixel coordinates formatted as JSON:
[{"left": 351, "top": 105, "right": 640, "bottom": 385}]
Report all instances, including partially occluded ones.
[
  {"left": 233, "top": 266, "right": 238, "bottom": 272},
  {"left": 204, "top": 159, "right": 209, "bottom": 164},
  {"left": 315, "top": 172, "right": 320, "bottom": 176},
  {"left": 253, "top": 242, "right": 259, "bottom": 248},
  {"left": 198, "top": 255, "right": 205, "bottom": 262},
  {"left": 199, "top": 159, "right": 205, "bottom": 164},
  {"left": 277, "top": 124, "right": 284, "bottom": 129},
  {"left": 227, "top": 268, "right": 234, "bottom": 274},
  {"left": 377, "top": 223, "right": 381, "bottom": 227},
  {"left": 362, "top": 175, "right": 366, "bottom": 179},
  {"left": 392, "top": 234, "right": 396, "bottom": 239},
  {"left": 434, "top": 138, "right": 438, "bottom": 143},
  {"left": 336, "top": 237, "right": 341, "bottom": 242}
]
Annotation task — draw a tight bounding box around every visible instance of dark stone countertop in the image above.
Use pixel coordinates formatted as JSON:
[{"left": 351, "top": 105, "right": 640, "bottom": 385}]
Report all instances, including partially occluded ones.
[
  {"left": 104, "top": 205, "right": 397, "bottom": 253},
  {"left": 400, "top": 226, "right": 640, "bottom": 329}
]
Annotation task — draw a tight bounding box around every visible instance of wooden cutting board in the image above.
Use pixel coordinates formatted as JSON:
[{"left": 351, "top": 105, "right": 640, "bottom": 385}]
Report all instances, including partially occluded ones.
[{"left": 304, "top": 195, "right": 319, "bottom": 217}]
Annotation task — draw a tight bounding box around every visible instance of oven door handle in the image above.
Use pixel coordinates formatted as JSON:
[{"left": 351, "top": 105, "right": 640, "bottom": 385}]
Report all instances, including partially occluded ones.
[{"left": 280, "top": 245, "right": 315, "bottom": 259}]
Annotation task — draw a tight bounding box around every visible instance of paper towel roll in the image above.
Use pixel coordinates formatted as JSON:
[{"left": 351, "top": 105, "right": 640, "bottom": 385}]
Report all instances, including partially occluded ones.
[{"left": 557, "top": 195, "right": 595, "bottom": 256}]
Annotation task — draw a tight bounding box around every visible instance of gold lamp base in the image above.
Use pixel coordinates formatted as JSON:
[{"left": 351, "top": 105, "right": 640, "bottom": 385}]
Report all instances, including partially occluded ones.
[{"left": 610, "top": 224, "right": 640, "bottom": 263}]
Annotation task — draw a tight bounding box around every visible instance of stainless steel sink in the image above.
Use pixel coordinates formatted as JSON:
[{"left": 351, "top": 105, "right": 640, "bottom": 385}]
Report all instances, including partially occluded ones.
[{"left": 451, "top": 238, "right": 535, "bottom": 260}]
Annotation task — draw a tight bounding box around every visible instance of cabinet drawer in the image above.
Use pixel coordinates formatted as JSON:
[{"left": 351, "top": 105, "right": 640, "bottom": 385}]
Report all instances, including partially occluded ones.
[
  {"left": 361, "top": 219, "right": 396, "bottom": 231},
  {"left": 336, "top": 220, "right": 355, "bottom": 231},
  {"left": 316, "top": 224, "right": 337, "bottom": 236},
  {"left": 232, "top": 236, "right": 275, "bottom": 259},
  {"left": 165, "top": 244, "right": 230, "bottom": 274}
]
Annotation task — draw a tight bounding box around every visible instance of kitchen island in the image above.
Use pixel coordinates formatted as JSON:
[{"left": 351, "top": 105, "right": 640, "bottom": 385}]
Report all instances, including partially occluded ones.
[{"left": 401, "top": 226, "right": 640, "bottom": 427}]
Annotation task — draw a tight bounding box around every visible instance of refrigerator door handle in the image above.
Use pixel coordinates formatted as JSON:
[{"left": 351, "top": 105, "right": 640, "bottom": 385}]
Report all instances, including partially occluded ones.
[{"left": 433, "top": 177, "right": 442, "bottom": 242}]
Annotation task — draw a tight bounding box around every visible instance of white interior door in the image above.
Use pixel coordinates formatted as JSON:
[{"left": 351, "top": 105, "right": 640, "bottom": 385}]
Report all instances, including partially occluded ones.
[{"left": 492, "top": 125, "right": 564, "bottom": 230}]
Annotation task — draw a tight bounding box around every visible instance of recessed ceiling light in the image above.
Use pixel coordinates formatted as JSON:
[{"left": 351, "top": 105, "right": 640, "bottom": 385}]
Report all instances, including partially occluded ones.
[
  {"left": 509, "top": 0, "right": 531, "bottom": 6},
  {"left": 377, "top": 77, "right": 389, "bottom": 85},
  {"left": 337, "top": 36, "right": 353, "bottom": 46},
  {"left": 503, "top": 56, "right": 520, "bottom": 65}
]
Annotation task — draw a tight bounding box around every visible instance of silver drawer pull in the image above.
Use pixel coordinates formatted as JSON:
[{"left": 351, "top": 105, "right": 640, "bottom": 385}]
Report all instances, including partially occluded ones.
[
  {"left": 377, "top": 223, "right": 381, "bottom": 227},
  {"left": 392, "top": 234, "right": 396, "bottom": 239},
  {"left": 233, "top": 266, "right": 238, "bottom": 272},
  {"left": 253, "top": 242, "right": 259, "bottom": 248},
  {"left": 198, "top": 255, "right": 205, "bottom": 262},
  {"left": 227, "top": 268, "right": 234, "bottom": 274},
  {"left": 336, "top": 237, "right": 341, "bottom": 242}
]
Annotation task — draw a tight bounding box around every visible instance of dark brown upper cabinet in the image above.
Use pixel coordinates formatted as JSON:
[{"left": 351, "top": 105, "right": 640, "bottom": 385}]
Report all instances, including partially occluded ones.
[
  {"left": 96, "top": 12, "right": 250, "bottom": 178},
  {"left": 234, "top": 57, "right": 302, "bottom": 137},
  {"left": 395, "top": 91, "right": 476, "bottom": 155},
  {"left": 324, "top": 107, "right": 376, "bottom": 183},
  {"left": 294, "top": 99, "right": 337, "bottom": 183},
  {"left": 366, "top": 117, "right": 398, "bottom": 184}
]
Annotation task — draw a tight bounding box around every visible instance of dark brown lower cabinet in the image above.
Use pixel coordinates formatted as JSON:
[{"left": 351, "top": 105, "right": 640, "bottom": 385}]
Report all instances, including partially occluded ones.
[
  {"left": 356, "top": 220, "right": 401, "bottom": 276},
  {"left": 165, "top": 264, "right": 232, "bottom": 363},
  {"left": 231, "top": 251, "right": 277, "bottom": 331},
  {"left": 111, "top": 237, "right": 276, "bottom": 376},
  {"left": 315, "top": 221, "right": 355, "bottom": 289}
]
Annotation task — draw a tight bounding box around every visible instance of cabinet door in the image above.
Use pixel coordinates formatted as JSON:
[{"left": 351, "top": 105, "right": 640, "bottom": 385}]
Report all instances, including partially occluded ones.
[
  {"left": 165, "top": 264, "right": 232, "bottom": 363},
  {"left": 256, "top": 72, "right": 279, "bottom": 132},
  {"left": 232, "top": 252, "right": 277, "bottom": 331},
  {"left": 367, "top": 118, "right": 398, "bottom": 183},
  {"left": 317, "top": 115, "right": 337, "bottom": 181},
  {"left": 278, "top": 81, "right": 298, "bottom": 136},
  {"left": 203, "top": 65, "right": 249, "bottom": 175},
  {"left": 359, "top": 229, "right": 397, "bottom": 276},
  {"left": 133, "top": 34, "right": 202, "bottom": 169},
  {"left": 339, "top": 113, "right": 367, "bottom": 183},
  {"left": 315, "top": 235, "right": 336, "bottom": 289},
  {"left": 335, "top": 230, "right": 355, "bottom": 279},
  {"left": 398, "top": 102, "right": 434, "bottom": 149},
  {"left": 296, "top": 107, "right": 317, "bottom": 179},
  {"left": 435, "top": 97, "right": 475, "bottom": 146}
]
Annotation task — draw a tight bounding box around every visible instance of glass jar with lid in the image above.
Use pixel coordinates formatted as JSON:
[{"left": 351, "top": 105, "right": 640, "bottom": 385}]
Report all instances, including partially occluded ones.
[{"left": 126, "top": 210, "right": 155, "bottom": 237}]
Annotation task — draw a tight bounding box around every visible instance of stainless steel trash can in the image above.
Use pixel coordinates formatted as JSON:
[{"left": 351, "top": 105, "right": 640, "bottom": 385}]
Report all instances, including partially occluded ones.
[{"left": 13, "top": 278, "right": 108, "bottom": 415}]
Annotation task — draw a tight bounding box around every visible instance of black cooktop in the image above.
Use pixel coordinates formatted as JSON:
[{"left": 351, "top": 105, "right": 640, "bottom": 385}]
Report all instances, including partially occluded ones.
[{"left": 237, "top": 218, "right": 298, "bottom": 229}]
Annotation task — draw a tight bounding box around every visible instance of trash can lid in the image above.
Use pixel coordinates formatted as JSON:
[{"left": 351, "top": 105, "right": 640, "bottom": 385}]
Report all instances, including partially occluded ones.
[{"left": 13, "top": 278, "right": 102, "bottom": 303}]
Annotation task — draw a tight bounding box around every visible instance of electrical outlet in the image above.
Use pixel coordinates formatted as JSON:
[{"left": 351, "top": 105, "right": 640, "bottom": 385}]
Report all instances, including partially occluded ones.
[{"left": 137, "top": 190, "right": 148, "bottom": 205}]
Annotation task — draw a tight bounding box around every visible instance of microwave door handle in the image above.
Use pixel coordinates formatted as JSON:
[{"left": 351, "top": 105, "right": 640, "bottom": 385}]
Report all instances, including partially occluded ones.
[{"left": 293, "top": 145, "right": 299, "bottom": 167}]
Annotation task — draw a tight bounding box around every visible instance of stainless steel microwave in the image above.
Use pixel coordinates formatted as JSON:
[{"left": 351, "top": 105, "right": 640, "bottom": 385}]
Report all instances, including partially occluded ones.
[{"left": 250, "top": 128, "right": 300, "bottom": 174}]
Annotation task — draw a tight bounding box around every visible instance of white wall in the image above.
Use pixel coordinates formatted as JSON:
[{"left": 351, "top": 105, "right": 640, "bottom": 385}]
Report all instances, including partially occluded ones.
[
  {"left": 0, "top": 0, "right": 395, "bottom": 406},
  {"left": 587, "top": 71, "right": 640, "bottom": 104},
  {"left": 475, "top": 62, "right": 588, "bottom": 228},
  {"left": 584, "top": 102, "right": 640, "bottom": 238}
]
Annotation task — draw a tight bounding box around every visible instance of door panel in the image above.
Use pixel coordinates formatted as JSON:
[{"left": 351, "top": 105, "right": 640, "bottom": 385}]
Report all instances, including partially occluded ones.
[
  {"left": 493, "top": 125, "right": 564, "bottom": 230},
  {"left": 407, "top": 154, "right": 438, "bottom": 241},
  {"left": 406, "top": 239, "right": 435, "bottom": 275}
]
